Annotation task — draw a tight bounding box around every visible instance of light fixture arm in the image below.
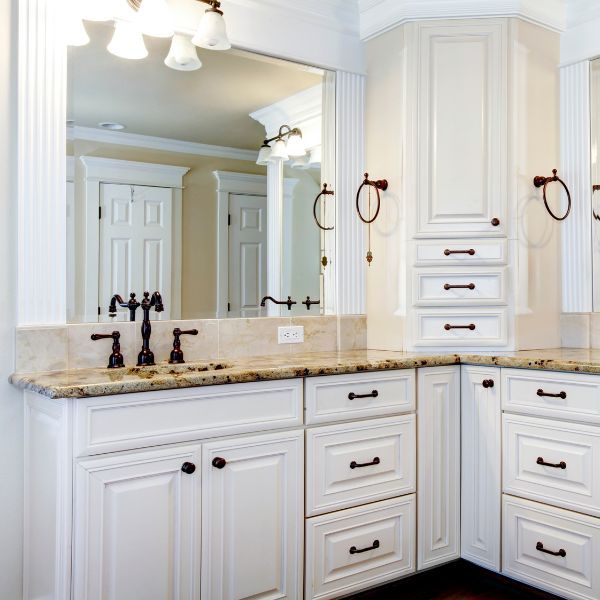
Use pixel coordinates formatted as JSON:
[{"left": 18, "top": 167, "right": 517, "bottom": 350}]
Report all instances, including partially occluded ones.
[
  {"left": 262, "top": 124, "right": 303, "bottom": 146},
  {"left": 129, "top": 0, "right": 222, "bottom": 12}
]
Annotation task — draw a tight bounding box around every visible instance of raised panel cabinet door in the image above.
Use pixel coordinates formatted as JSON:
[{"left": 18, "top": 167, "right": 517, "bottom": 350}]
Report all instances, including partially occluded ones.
[
  {"left": 417, "top": 366, "right": 461, "bottom": 570},
  {"left": 461, "top": 365, "right": 501, "bottom": 572},
  {"left": 72, "top": 444, "right": 202, "bottom": 600},
  {"left": 414, "top": 20, "right": 507, "bottom": 237},
  {"left": 202, "top": 430, "right": 304, "bottom": 600}
]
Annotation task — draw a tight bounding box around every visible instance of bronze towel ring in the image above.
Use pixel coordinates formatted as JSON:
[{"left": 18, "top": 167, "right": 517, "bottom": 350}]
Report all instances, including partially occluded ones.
[
  {"left": 313, "top": 184, "right": 334, "bottom": 231},
  {"left": 356, "top": 173, "right": 388, "bottom": 224},
  {"left": 533, "top": 169, "right": 572, "bottom": 221}
]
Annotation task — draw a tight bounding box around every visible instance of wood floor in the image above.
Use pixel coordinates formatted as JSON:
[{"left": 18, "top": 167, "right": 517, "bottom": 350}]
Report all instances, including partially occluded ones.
[{"left": 345, "top": 560, "right": 564, "bottom": 600}]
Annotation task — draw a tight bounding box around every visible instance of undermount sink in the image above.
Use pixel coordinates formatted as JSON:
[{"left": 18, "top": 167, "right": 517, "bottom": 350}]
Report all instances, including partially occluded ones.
[{"left": 126, "top": 361, "right": 232, "bottom": 376}]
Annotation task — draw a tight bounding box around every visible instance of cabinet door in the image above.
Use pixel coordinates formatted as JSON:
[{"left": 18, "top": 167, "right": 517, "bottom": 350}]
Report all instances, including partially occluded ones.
[
  {"left": 73, "top": 444, "right": 201, "bottom": 600},
  {"left": 202, "top": 430, "right": 303, "bottom": 600},
  {"left": 461, "top": 365, "right": 501, "bottom": 571},
  {"left": 414, "top": 20, "right": 507, "bottom": 237},
  {"left": 417, "top": 366, "right": 461, "bottom": 570}
]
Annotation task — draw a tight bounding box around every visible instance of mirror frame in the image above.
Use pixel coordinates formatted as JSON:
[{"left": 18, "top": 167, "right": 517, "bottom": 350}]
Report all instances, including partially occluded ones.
[{"left": 17, "top": 0, "right": 366, "bottom": 326}]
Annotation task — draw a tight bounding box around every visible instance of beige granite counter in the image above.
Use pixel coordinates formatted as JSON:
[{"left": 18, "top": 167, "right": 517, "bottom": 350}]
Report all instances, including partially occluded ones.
[{"left": 10, "top": 348, "right": 600, "bottom": 399}]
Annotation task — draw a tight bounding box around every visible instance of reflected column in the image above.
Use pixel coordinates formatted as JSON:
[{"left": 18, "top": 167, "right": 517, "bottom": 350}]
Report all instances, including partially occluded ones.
[{"left": 266, "top": 158, "right": 283, "bottom": 317}]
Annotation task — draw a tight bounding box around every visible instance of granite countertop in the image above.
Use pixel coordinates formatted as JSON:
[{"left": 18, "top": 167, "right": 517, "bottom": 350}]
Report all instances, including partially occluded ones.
[{"left": 10, "top": 348, "right": 600, "bottom": 399}]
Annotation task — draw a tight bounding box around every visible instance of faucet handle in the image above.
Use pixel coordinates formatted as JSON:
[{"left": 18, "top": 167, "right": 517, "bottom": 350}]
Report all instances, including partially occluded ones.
[
  {"left": 91, "top": 331, "right": 125, "bottom": 369},
  {"left": 169, "top": 328, "right": 199, "bottom": 364}
]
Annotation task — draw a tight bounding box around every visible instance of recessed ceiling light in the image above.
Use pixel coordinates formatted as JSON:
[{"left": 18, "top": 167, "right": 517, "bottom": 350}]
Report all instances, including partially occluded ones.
[
  {"left": 66, "top": 119, "right": 75, "bottom": 127},
  {"left": 99, "top": 122, "right": 126, "bottom": 131}
]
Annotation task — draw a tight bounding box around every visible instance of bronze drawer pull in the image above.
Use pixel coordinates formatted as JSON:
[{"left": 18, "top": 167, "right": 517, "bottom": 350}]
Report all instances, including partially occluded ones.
[
  {"left": 537, "top": 457, "right": 567, "bottom": 469},
  {"left": 348, "top": 390, "right": 379, "bottom": 400},
  {"left": 350, "top": 539, "right": 380, "bottom": 554},
  {"left": 482, "top": 379, "right": 495, "bottom": 388},
  {"left": 212, "top": 457, "right": 227, "bottom": 469},
  {"left": 444, "top": 249, "right": 475, "bottom": 256},
  {"left": 537, "top": 389, "right": 567, "bottom": 400},
  {"left": 536, "top": 542, "right": 566, "bottom": 557},
  {"left": 350, "top": 457, "right": 380, "bottom": 470},
  {"left": 444, "top": 283, "right": 476, "bottom": 290},
  {"left": 181, "top": 462, "right": 196, "bottom": 474},
  {"left": 444, "top": 324, "right": 476, "bottom": 331}
]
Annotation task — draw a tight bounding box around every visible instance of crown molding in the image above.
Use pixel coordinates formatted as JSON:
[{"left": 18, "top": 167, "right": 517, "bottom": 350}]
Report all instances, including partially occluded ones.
[
  {"left": 359, "top": 0, "right": 566, "bottom": 40},
  {"left": 68, "top": 126, "right": 258, "bottom": 163}
]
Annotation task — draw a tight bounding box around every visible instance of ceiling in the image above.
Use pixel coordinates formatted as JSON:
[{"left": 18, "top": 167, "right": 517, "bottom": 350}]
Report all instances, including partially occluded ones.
[{"left": 67, "top": 22, "right": 323, "bottom": 150}]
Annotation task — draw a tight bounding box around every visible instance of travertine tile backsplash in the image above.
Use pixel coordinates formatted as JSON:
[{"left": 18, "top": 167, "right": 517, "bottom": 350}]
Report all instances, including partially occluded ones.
[{"left": 15, "top": 315, "right": 366, "bottom": 373}]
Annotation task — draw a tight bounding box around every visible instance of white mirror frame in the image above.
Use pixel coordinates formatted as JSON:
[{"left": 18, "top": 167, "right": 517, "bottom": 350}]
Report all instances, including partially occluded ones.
[{"left": 17, "top": 0, "right": 366, "bottom": 326}]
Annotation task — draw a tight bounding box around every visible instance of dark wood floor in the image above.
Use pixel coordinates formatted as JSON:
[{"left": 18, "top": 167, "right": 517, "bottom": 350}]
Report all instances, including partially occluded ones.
[{"left": 345, "top": 560, "right": 563, "bottom": 600}]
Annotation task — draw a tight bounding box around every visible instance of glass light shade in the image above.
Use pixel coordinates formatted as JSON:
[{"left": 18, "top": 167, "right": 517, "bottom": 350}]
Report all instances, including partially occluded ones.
[
  {"left": 308, "top": 146, "right": 322, "bottom": 167},
  {"left": 67, "top": 15, "right": 90, "bottom": 46},
  {"left": 269, "top": 139, "right": 289, "bottom": 162},
  {"left": 80, "top": 0, "right": 116, "bottom": 21},
  {"left": 137, "top": 0, "right": 175, "bottom": 38},
  {"left": 256, "top": 144, "right": 272, "bottom": 166},
  {"left": 192, "top": 9, "right": 231, "bottom": 51},
  {"left": 164, "top": 35, "right": 202, "bottom": 71},
  {"left": 290, "top": 155, "right": 310, "bottom": 169},
  {"left": 285, "top": 132, "right": 306, "bottom": 158},
  {"left": 108, "top": 21, "right": 149, "bottom": 60}
]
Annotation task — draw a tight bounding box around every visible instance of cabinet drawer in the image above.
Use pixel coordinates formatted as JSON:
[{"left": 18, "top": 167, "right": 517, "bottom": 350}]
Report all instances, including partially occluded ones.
[
  {"left": 306, "top": 416, "right": 416, "bottom": 516},
  {"left": 73, "top": 379, "right": 303, "bottom": 456},
  {"left": 503, "top": 495, "right": 600, "bottom": 600},
  {"left": 305, "top": 371, "right": 415, "bottom": 425},
  {"left": 305, "top": 496, "right": 416, "bottom": 600},
  {"left": 502, "top": 369, "right": 600, "bottom": 424},
  {"left": 504, "top": 414, "right": 600, "bottom": 517},
  {"left": 413, "top": 239, "right": 507, "bottom": 266},
  {"left": 414, "top": 268, "right": 507, "bottom": 306},
  {"left": 413, "top": 309, "right": 508, "bottom": 347}
]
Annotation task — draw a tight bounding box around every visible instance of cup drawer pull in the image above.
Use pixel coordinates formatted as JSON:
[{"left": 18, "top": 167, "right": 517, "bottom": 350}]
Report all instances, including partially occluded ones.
[
  {"left": 536, "top": 542, "right": 566, "bottom": 558},
  {"left": 350, "top": 457, "right": 380, "bottom": 470},
  {"left": 537, "top": 457, "right": 567, "bottom": 469},
  {"left": 537, "top": 388, "right": 567, "bottom": 399},
  {"left": 349, "top": 539, "right": 380, "bottom": 555},
  {"left": 444, "top": 323, "right": 476, "bottom": 331},
  {"left": 444, "top": 283, "right": 476, "bottom": 290},
  {"left": 348, "top": 390, "right": 379, "bottom": 400},
  {"left": 444, "top": 249, "right": 475, "bottom": 256}
]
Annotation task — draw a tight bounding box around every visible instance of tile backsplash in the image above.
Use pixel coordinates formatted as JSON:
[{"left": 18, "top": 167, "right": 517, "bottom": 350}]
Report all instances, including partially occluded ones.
[{"left": 15, "top": 315, "right": 366, "bottom": 373}]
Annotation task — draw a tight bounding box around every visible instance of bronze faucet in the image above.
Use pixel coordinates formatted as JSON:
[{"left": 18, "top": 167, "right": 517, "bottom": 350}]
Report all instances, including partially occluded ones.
[
  {"left": 109, "top": 293, "right": 141, "bottom": 321},
  {"left": 137, "top": 291, "right": 164, "bottom": 366},
  {"left": 260, "top": 296, "right": 297, "bottom": 311}
]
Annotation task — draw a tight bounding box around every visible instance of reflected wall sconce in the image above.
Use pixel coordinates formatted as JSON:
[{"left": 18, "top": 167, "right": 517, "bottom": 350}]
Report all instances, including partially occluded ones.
[
  {"left": 256, "top": 125, "right": 306, "bottom": 165},
  {"left": 356, "top": 173, "right": 389, "bottom": 265},
  {"left": 533, "top": 169, "right": 572, "bottom": 221},
  {"left": 313, "top": 184, "right": 334, "bottom": 231}
]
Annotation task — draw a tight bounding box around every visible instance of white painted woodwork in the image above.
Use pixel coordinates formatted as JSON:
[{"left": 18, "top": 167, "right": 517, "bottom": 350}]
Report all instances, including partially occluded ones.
[
  {"left": 305, "top": 370, "right": 416, "bottom": 425},
  {"left": 306, "top": 415, "right": 416, "bottom": 516},
  {"left": 201, "top": 430, "right": 303, "bottom": 600},
  {"left": 504, "top": 413, "right": 600, "bottom": 517},
  {"left": 503, "top": 495, "right": 600, "bottom": 600},
  {"left": 417, "top": 366, "right": 461, "bottom": 570},
  {"left": 73, "top": 379, "right": 303, "bottom": 457},
  {"left": 99, "top": 184, "right": 173, "bottom": 321},
  {"left": 266, "top": 160, "right": 284, "bottom": 317},
  {"left": 560, "top": 61, "right": 593, "bottom": 313},
  {"left": 228, "top": 193, "right": 268, "bottom": 318},
  {"left": 413, "top": 268, "right": 507, "bottom": 307},
  {"left": 412, "top": 239, "right": 508, "bottom": 267},
  {"left": 413, "top": 21, "right": 507, "bottom": 238},
  {"left": 502, "top": 368, "right": 600, "bottom": 424},
  {"left": 305, "top": 495, "right": 416, "bottom": 600},
  {"left": 461, "top": 365, "right": 502, "bottom": 572},
  {"left": 73, "top": 444, "right": 202, "bottom": 600},
  {"left": 413, "top": 308, "right": 508, "bottom": 348}
]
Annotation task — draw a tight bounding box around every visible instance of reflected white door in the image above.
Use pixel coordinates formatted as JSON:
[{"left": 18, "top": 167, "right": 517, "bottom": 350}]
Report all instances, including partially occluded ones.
[
  {"left": 99, "top": 183, "right": 172, "bottom": 320},
  {"left": 228, "top": 194, "right": 267, "bottom": 317}
]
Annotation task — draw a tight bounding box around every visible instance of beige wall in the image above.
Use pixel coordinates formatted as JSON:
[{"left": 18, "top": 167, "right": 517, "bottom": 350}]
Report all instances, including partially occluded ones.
[{"left": 70, "top": 140, "right": 266, "bottom": 320}]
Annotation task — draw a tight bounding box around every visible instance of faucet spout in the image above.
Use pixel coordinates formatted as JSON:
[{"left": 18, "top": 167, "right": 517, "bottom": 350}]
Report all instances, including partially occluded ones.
[
  {"left": 137, "top": 291, "right": 165, "bottom": 366},
  {"left": 260, "top": 296, "right": 297, "bottom": 311}
]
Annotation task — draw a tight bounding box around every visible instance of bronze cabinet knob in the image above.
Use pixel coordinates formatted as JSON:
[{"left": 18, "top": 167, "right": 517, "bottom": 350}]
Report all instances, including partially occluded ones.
[
  {"left": 482, "top": 379, "right": 495, "bottom": 389},
  {"left": 181, "top": 462, "right": 196, "bottom": 475},
  {"left": 491, "top": 218, "right": 500, "bottom": 227},
  {"left": 212, "top": 457, "right": 227, "bottom": 469}
]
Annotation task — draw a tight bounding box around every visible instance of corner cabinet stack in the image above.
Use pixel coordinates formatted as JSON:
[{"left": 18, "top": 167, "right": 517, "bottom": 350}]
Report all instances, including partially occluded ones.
[{"left": 366, "top": 18, "right": 562, "bottom": 351}]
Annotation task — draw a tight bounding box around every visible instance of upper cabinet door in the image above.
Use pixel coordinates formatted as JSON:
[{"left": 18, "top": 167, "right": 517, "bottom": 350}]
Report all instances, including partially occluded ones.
[{"left": 414, "top": 21, "right": 507, "bottom": 237}]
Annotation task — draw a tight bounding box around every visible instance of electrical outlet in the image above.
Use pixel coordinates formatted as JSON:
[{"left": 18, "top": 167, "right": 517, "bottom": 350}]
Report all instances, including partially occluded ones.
[{"left": 278, "top": 326, "right": 304, "bottom": 344}]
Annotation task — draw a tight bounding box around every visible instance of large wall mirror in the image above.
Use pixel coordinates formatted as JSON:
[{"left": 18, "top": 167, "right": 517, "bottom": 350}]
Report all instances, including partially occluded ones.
[
  {"left": 66, "top": 21, "right": 335, "bottom": 323},
  {"left": 592, "top": 57, "right": 600, "bottom": 310}
]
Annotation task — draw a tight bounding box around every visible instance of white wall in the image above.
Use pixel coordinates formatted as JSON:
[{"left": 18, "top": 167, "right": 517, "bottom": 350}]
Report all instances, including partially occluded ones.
[{"left": 0, "top": 0, "right": 22, "bottom": 598}]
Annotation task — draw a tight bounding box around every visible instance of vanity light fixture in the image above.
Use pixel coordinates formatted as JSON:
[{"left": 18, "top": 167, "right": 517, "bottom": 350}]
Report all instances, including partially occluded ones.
[
  {"left": 165, "top": 35, "right": 202, "bottom": 71},
  {"left": 99, "top": 122, "right": 126, "bottom": 131},
  {"left": 256, "top": 125, "right": 306, "bottom": 165},
  {"left": 107, "top": 20, "right": 149, "bottom": 60}
]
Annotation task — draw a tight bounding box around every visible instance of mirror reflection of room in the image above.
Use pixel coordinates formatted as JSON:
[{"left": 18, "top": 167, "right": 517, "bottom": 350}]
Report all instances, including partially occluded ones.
[{"left": 67, "top": 21, "right": 334, "bottom": 323}]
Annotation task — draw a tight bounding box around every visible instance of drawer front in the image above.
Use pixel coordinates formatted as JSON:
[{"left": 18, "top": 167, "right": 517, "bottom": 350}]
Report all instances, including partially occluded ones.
[
  {"left": 502, "top": 369, "right": 600, "bottom": 424},
  {"left": 305, "top": 371, "right": 415, "bottom": 425},
  {"left": 73, "top": 379, "right": 303, "bottom": 456},
  {"left": 414, "top": 239, "right": 507, "bottom": 266},
  {"left": 306, "top": 416, "right": 416, "bottom": 516},
  {"left": 305, "top": 496, "right": 416, "bottom": 600},
  {"left": 504, "top": 414, "right": 600, "bottom": 517},
  {"left": 503, "top": 495, "right": 600, "bottom": 600},
  {"left": 414, "top": 268, "right": 507, "bottom": 306},
  {"left": 413, "top": 309, "right": 508, "bottom": 347}
]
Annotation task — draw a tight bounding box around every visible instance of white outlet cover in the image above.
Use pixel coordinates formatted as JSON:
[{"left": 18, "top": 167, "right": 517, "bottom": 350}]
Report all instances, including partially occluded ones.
[{"left": 278, "top": 326, "right": 304, "bottom": 344}]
